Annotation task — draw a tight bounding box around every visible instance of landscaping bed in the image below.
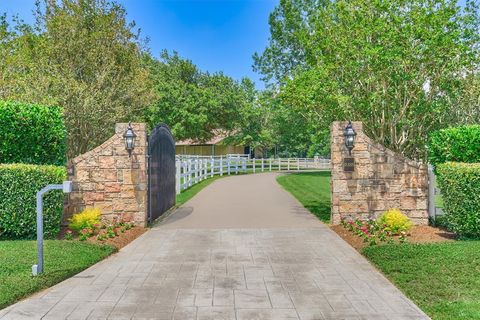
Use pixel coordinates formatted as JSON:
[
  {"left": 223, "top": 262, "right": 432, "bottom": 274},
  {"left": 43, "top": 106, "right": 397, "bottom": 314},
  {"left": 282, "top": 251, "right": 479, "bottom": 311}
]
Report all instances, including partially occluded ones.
[
  {"left": 0, "top": 240, "right": 115, "bottom": 309},
  {"left": 331, "top": 224, "right": 456, "bottom": 250},
  {"left": 85, "top": 226, "right": 146, "bottom": 249}
]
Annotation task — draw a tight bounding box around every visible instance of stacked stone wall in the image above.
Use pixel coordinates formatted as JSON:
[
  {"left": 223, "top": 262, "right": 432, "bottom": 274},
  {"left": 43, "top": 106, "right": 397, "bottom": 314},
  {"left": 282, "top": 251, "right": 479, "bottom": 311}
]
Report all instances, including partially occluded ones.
[
  {"left": 331, "top": 121, "right": 428, "bottom": 225},
  {"left": 65, "top": 123, "right": 148, "bottom": 226}
]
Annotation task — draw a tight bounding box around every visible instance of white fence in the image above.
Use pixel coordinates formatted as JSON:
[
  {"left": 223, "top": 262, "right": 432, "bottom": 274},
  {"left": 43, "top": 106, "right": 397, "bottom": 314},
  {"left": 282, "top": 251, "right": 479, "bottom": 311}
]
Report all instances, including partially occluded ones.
[{"left": 175, "top": 155, "right": 330, "bottom": 194}]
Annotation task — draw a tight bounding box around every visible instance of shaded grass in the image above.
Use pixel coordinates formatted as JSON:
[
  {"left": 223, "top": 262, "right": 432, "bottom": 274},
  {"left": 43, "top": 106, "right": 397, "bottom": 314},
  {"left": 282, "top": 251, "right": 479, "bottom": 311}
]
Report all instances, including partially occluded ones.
[
  {"left": 363, "top": 241, "right": 480, "bottom": 320},
  {"left": 276, "top": 171, "right": 331, "bottom": 223},
  {"left": 0, "top": 240, "right": 115, "bottom": 309}
]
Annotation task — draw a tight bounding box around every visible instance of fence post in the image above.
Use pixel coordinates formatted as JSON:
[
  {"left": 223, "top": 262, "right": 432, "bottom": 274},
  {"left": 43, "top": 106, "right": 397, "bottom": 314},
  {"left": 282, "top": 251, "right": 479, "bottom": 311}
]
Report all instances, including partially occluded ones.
[
  {"left": 297, "top": 158, "right": 300, "bottom": 171},
  {"left": 243, "top": 157, "right": 247, "bottom": 173},
  {"left": 195, "top": 158, "right": 199, "bottom": 183},
  {"left": 220, "top": 156, "right": 223, "bottom": 176},
  {"left": 188, "top": 159, "right": 192, "bottom": 187},
  {"left": 253, "top": 158, "right": 256, "bottom": 173},
  {"left": 204, "top": 159, "right": 208, "bottom": 180},
  {"left": 261, "top": 158, "right": 264, "bottom": 172},
  {"left": 287, "top": 158, "right": 290, "bottom": 171},
  {"left": 278, "top": 158, "right": 281, "bottom": 171},
  {"left": 428, "top": 164, "right": 436, "bottom": 219},
  {"left": 227, "top": 157, "right": 231, "bottom": 175},
  {"left": 269, "top": 158, "right": 272, "bottom": 171},
  {"left": 176, "top": 159, "right": 181, "bottom": 195},
  {"left": 235, "top": 157, "right": 239, "bottom": 174},
  {"left": 211, "top": 157, "right": 214, "bottom": 177}
]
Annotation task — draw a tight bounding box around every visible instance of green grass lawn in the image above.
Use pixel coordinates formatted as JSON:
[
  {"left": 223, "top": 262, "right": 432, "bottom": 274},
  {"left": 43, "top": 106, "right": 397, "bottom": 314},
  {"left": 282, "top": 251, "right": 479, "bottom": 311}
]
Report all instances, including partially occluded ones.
[
  {"left": 363, "top": 241, "right": 480, "bottom": 320},
  {"left": 276, "top": 171, "right": 331, "bottom": 223},
  {"left": 0, "top": 240, "right": 115, "bottom": 309}
]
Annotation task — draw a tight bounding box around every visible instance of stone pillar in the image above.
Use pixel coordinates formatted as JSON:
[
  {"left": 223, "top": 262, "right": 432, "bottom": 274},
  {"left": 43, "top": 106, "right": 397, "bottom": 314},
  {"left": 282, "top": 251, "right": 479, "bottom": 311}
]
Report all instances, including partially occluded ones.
[
  {"left": 65, "top": 123, "right": 148, "bottom": 226},
  {"left": 331, "top": 121, "right": 428, "bottom": 225}
]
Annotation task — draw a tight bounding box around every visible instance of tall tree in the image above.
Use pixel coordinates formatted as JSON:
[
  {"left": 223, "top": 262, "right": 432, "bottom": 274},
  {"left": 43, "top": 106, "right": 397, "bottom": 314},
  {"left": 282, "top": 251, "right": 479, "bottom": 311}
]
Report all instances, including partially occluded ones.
[
  {"left": 255, "top": 0, "right": 480, "bottom": 159},
  {"left": 144, "top": 50, "right": 253, "bottom": 142},
  {"left": 0, "top": 0, "right": 153, "bottom": 158}
]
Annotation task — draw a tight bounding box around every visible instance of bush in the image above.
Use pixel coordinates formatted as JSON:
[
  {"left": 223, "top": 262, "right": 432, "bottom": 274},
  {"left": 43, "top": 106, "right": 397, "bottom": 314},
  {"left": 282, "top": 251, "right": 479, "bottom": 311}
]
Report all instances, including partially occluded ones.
[
  {"left": 0, "top": 164, "right": 66, "bottom": 239},
  {"left": 377, "top": 208, "right": 412, "bottom": 235},
  {"left": 0, "top": 101, "right": 66, "bottom": 165},
  {"left": 428, "top": 125, "right": 480, "bottom": 169},
  {"left": 436, "top": 162, "right": 480, "bottom": 238},
  {"left": 69, "top": 208, "right": 101, "bottom": 232}
]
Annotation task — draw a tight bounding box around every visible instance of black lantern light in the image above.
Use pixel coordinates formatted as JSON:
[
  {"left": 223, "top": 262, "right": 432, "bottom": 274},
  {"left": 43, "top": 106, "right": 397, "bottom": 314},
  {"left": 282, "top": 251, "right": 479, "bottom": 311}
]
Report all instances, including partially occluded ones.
[
  {"left": 344, "top": 121, "right": 356, "bottom": 156},
  {"left": 123, "top": 122, "right": 136, "bottom": 157}
]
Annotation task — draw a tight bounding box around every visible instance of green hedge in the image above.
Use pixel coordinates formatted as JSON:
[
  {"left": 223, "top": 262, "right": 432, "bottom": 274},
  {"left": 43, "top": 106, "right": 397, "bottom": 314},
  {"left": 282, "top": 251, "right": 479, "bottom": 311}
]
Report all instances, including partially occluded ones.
[
  {"left": 0, "top": 101, "right": 66, "bottom": 165},
  {"left": 436, "top": 162, "right": 480, "bottom": 239},
  {"left": 0, "top": 164, "right": 66, "bottom": 240},
  {"left": 428, "top": 125, "right": 480, "bottom": 169}
]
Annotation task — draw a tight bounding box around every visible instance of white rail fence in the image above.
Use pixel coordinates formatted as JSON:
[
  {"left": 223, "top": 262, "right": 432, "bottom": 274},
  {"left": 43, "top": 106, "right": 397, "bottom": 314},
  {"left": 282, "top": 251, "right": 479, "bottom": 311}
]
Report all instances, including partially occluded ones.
[{"left": 175, "top": 155, "right": 330, "bottom": 194}]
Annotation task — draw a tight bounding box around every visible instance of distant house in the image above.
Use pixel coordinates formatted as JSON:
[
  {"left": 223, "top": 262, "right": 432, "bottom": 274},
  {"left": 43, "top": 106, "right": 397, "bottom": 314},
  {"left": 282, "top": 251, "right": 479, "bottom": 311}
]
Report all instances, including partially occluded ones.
[{"left": 175, "top": 131, "right": 247, "bottom": 156}]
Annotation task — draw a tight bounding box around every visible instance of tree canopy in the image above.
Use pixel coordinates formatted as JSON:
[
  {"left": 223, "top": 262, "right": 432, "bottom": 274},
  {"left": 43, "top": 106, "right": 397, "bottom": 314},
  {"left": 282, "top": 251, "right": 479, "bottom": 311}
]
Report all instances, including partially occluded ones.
[
  {"left": 144, "top": 50, "right": 255, "bottom": 143},
  {"left": 255, "top": 0, "right": 480, "bottom": 159},
  {"left": 1, "top": 0, "right": 154, "bottom": 158}
]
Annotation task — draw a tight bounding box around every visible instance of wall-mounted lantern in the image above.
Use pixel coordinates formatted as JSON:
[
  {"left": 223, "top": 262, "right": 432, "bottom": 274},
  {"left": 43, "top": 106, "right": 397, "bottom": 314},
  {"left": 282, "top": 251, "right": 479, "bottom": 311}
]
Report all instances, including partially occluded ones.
[
  {"left": 344, "top": 121, "right": 356, "bottom": 156},
  {"left": 123, "top": 122, "right": 136, "bottom": 157}
]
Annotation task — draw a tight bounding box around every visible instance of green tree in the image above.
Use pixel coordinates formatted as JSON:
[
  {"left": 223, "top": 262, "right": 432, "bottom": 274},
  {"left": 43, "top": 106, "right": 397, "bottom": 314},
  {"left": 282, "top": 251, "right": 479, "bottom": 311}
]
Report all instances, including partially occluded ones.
[
  {"left": 0, "top": 0, "right": 153, "bottom": 158},
  {"left": 144, "top": 50, "right": 253, "bottom": 142},
  {"left": 256, "top": 0, "right": 480, "bottom": 159}
]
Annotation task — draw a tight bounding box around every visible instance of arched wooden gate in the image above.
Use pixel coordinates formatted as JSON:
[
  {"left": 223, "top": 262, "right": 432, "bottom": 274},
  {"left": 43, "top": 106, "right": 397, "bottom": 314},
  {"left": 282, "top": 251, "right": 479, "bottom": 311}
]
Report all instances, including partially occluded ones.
[{"left": 148, "top": 124, "right": 176, "bottom": 222}]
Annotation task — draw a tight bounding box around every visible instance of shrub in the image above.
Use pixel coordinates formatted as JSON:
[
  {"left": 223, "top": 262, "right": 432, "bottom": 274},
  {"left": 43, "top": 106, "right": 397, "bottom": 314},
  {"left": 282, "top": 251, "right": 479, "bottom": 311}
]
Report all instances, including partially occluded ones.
[
  {"left": 436, "top": 162, "right": 480, "bottom": 238},
  {"left": 377, "top": 209, "right": 412, "bottom": 235},
  {"left": 69, "top": 208, "right": 101, "bottom": 232},
  {"left": 428, "top": 125, "right": 480, "bottom": 169},
  {"left": 0, "top": 100, "right": 66, "bottom": 165},
  {"left": 0, "top": 164, "right": 66, "bottom": 239}
]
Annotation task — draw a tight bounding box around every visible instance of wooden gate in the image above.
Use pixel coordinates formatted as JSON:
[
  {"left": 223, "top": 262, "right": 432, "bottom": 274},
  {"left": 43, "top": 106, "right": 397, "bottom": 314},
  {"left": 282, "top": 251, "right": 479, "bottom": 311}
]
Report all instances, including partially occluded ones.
[{"left": 148, "top": 124, "right": 176, "bottom": 222}]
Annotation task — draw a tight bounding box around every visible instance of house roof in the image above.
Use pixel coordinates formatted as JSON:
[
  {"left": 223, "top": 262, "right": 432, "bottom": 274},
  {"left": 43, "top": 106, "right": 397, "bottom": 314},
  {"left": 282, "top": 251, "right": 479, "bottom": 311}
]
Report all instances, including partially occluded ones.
[{"left": 176, "top": 130, "right": 230, "bottom": 146}]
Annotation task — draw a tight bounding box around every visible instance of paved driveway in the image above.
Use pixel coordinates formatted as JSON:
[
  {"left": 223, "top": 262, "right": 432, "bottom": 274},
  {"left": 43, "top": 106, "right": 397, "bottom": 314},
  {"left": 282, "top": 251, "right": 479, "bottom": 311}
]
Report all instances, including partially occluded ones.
[{"left": 0, "top": 173, "right": 429, "bottom": 319}]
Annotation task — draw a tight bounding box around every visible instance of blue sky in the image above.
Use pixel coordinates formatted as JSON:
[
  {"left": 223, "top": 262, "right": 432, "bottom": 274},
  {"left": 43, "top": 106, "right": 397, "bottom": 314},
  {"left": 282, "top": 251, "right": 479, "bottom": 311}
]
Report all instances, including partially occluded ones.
[
  {"left": 1, "top": 0, "right": 469, "bottom": 88},
  {"left": 0, "top": 0, "right": 277, "bottom": 88}
]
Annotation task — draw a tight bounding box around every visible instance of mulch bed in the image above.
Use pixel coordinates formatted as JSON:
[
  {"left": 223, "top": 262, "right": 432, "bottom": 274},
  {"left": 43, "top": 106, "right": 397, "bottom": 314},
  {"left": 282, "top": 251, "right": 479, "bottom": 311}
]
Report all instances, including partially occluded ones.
[
  {"left": 86, "top": 226, "right": 147, "bottom": 250},
  {"left": 331, "top": 224, "right": 456, "bottom": 251}
]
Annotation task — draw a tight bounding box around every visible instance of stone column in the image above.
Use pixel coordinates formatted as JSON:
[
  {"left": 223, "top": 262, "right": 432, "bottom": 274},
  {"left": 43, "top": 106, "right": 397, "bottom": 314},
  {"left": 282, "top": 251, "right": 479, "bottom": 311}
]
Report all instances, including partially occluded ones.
[
  {"left": 330, "top": 121, "right": 428, "bottom": 225},
  {"left": 65, "top": 123, "right": 148, "bottom": 226}
]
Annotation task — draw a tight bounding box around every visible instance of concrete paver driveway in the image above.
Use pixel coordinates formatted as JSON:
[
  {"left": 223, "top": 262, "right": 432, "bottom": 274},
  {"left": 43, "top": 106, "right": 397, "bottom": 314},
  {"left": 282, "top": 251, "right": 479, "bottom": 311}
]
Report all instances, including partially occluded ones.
[{"left": 0, "top": 173, "right": 429, "bottom": 319}]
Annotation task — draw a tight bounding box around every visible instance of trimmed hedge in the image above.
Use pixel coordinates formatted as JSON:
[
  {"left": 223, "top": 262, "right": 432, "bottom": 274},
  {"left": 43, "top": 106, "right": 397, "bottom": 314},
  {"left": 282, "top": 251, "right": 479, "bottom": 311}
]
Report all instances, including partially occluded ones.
[
  {"left": 0, "top": 101, "right": 66, "bottom": 165},
  {"left": 428, "top": 125, "right": 480, "bottom": 169},
  {"left": 436, "top": 162, "right": 480, "bottom": 239},
  {"left": 0, "top": 164, "right": 66, "bottom": 239}
]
